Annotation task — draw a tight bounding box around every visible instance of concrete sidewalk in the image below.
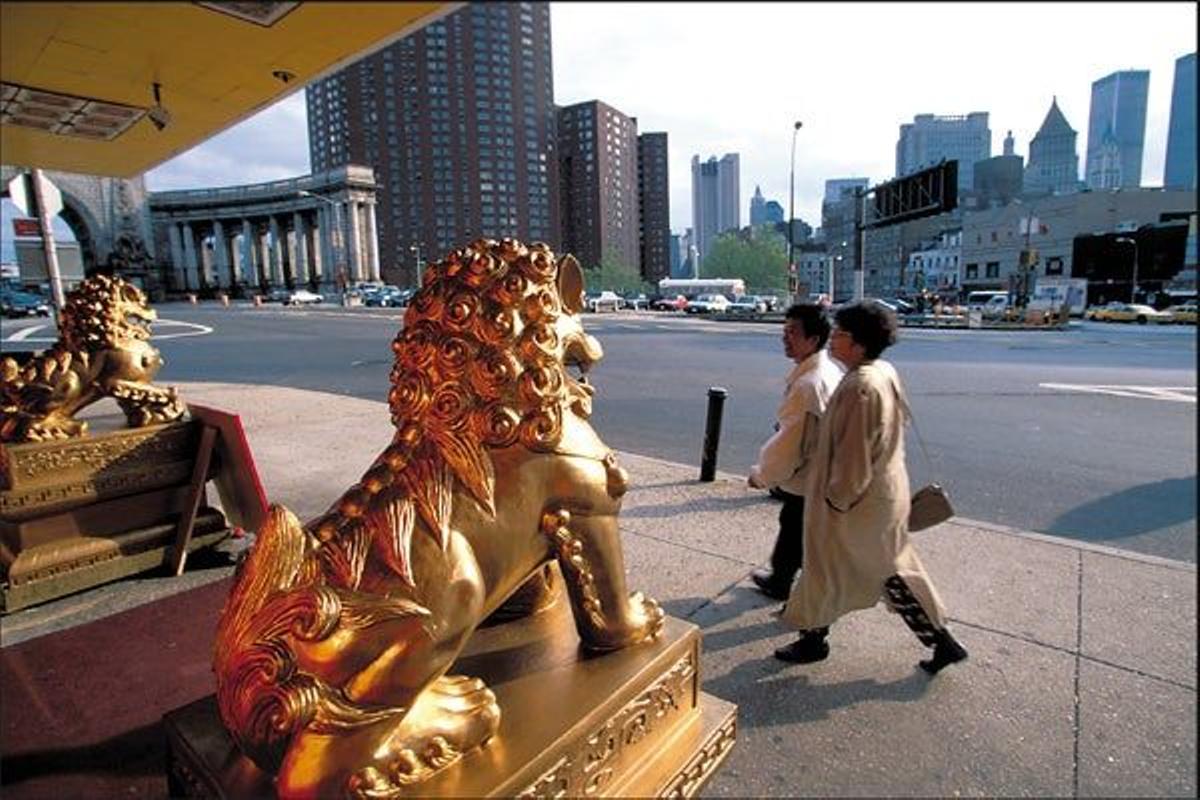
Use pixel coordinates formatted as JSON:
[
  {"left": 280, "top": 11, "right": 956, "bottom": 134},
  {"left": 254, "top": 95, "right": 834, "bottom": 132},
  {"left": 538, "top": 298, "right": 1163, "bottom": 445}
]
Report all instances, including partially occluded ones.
[{"left": 3, "top": 381, "right": 1195, "bottom": 797}]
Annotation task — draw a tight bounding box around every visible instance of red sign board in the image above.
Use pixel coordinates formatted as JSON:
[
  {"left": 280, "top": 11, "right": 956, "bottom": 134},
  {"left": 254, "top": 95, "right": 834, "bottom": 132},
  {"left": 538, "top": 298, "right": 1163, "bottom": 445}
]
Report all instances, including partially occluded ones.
[{"left": 12, "top": 218, "right": 39, "bottom": 237}]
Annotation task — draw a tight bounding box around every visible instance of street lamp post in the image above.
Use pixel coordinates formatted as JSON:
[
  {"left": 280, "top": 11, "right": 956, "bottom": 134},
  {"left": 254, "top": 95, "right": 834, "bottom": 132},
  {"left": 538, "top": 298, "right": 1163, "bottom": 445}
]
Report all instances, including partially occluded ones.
[
  {"left": 297, "top": 190, "right": 347, "bottom": 302},
  {"left": 410, "top": 243, "right": 423, "bottom": 287},
  {"left": 1115, "top": 236, "right": 1138, "bottom": 303},
  {"left": 788, "top": 121, "right": 802, "bottom": 299}
]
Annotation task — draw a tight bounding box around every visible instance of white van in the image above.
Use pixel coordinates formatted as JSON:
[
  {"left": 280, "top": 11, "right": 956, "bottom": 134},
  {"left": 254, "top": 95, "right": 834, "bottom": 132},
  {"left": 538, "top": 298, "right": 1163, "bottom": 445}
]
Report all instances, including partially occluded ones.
[{"left": 966, "top": 290, "right": 1008, "bottom": 315}]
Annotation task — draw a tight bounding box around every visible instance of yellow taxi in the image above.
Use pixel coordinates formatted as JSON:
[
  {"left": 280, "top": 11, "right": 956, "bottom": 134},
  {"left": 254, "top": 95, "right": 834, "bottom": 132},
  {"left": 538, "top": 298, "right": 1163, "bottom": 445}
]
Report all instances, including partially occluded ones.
[
  {"left": 1164, "top": 300, "right": 1197, "bottom": 324},
  {"left": 1094, "top": 303, "right": 1173, "bottom": 324}
]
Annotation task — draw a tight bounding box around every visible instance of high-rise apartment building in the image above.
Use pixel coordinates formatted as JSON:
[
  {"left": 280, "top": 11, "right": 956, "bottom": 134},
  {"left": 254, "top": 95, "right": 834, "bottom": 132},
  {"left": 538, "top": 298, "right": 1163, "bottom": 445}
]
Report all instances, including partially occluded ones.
[
  {"left": 895, "top": 112, "right": 990, "bottom": 192},
  {"left": 691, "top": 153, "right": 740, "bottom": 265},
  {"left": 1164, "top": 53, "right": 1197, "bottom": 189},
  {"left": 1024, "top": 98, "right": 1079, "bottom": 196},
  {"left": 1085, "top": 70, "right": 1149, "bottom": 190},
  {"left": 558, "top": 100, "right": 639, "bottom": 273},
  {"left": 306, "top": 2, "right": 558, "bottom": 287},
  {"left": 637, "top": 131, "right": 670, "bottom": 283},
  {"left": 823, "top": 178, "right": 869, "bottom": 207}
]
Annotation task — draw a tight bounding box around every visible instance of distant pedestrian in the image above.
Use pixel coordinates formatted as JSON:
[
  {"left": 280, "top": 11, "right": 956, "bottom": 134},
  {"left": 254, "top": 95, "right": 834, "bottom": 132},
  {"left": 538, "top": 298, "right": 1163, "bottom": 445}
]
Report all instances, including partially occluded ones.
[
  {"left": 775, "top": 300, "right": 968, "bottom": 674},
  {"left": 747, "top": 304, "right": 843, "bottom": 599}
]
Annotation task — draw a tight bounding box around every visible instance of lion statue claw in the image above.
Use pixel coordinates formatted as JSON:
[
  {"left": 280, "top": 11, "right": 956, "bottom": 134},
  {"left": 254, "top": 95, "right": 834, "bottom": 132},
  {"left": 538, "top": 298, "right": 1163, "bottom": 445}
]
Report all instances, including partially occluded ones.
[
  {"left": 214, "top": 239, "right": 662, "bottom": 798},
  {"left": 0, "top": 274, "right": 184, "bottom": 442}
]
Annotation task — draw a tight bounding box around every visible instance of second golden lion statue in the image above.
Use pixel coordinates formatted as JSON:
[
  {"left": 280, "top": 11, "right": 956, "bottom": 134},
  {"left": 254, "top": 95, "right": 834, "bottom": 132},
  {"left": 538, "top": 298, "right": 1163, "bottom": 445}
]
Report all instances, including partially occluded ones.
[{"left": 214, "top": 238, "right": 663, "bottom": 798}]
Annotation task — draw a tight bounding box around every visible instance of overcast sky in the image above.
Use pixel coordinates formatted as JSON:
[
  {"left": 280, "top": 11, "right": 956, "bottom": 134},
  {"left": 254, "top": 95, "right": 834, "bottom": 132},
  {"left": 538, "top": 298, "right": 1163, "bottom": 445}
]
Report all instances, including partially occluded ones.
[{"left": 138, "top": 2, "right": 1195, "bottom": 236}]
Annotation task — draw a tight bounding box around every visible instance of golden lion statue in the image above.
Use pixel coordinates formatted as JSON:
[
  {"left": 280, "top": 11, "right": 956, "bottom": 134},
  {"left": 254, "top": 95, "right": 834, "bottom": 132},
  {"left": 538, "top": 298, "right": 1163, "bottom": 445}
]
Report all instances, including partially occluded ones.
[
  {"left": 0, "top": 274, "right": 185, "bottom": 442},
  {"left": 214, "top": 238, "right": 663, "bottom": 798}
]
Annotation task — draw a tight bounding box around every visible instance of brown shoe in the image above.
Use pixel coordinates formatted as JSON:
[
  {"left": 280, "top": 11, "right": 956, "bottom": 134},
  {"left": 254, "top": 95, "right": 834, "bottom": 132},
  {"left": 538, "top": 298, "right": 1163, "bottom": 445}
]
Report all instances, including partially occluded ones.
[{"left": 751, "top": 568, "right": 791, "bottom": 600}]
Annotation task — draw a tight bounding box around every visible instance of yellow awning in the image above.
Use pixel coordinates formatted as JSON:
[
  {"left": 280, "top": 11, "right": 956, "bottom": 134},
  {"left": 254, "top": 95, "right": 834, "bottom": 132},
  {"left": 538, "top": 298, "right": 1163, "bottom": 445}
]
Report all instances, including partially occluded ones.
[{"left": 1, "top": 1, "right": 462, "bottom": 177}]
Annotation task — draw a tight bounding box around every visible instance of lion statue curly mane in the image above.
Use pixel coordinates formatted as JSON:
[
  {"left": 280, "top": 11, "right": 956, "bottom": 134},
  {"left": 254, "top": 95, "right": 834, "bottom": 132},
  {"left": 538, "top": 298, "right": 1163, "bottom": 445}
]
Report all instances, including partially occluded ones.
[
  {"left": 214, "top": 238, "right": 662, "bottom": 798},
  {"left": 0, "top": 274, "right": 184, "bottom": 442}
]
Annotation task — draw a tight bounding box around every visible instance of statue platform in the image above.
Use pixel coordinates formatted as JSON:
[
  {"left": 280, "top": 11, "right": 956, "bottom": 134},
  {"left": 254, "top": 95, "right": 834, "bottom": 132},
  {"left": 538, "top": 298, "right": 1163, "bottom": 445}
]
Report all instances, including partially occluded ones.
[
  {"left": 164, "top": 592, "right": 736, "bottom": 797},
  {"left": 1, "top": 415, "right": 229, "bottom": 612}
]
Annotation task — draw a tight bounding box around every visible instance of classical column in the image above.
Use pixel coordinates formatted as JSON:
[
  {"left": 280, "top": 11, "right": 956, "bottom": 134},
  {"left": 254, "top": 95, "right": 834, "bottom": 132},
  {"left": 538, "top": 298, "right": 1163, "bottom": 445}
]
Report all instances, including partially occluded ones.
[
  {"left": 364, "top": 202, "right": 381, "bottom": 282},
  {"left": 168, "top": 223, "right": 185, "bottom": 289},
  {"left": 258, "top": 228, "right": 272, "bottom": 288},
  {"left": 316, "top": 206, "right": 332, "bottom": 283},
  {"left": 181, "top": 223, "right": 198, "bottom": 291},
  {"left": 241, "top": 219, "right": 257, "bottom": 288},
  {"left": 346, "top": 201, "right": 363, "bottom": 282},
  {"left": 212, "top": 219, "right": 230, "bottom": 289},
  {"left": 292, "top": 211, "right": 310, "bottom": 285},
  {"left": 269, "top": 216, "right": 285, "bottom": 286}
]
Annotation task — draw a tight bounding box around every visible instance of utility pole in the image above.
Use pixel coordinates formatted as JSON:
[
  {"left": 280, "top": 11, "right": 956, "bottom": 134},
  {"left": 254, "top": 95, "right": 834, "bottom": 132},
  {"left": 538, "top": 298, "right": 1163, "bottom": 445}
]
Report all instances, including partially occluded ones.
[
  {"left": 852, "top": 187, "right": 866, "bottom": 301},
  {"left": 788, "top": 121, "right": 802, "bottom": 300}
]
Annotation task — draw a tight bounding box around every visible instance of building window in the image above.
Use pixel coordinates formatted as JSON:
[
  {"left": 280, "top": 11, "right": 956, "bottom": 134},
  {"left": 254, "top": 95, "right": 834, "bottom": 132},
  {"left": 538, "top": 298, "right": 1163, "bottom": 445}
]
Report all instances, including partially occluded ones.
[
  {"left": 1045, "top": 256, "right": 1064, "bottom": 276},
  {"left": 985, "top": 262, "right": 1000, "bottom": 278},
  {"left": 965, "top": 263, "right": 978, "bottom": 279}
]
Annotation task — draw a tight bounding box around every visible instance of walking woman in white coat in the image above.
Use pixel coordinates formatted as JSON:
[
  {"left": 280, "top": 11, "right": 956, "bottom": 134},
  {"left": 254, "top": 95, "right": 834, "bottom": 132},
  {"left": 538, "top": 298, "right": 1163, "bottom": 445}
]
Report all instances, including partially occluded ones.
[{"left": 776, "top": 300, "right": 968, "bottom": 674}]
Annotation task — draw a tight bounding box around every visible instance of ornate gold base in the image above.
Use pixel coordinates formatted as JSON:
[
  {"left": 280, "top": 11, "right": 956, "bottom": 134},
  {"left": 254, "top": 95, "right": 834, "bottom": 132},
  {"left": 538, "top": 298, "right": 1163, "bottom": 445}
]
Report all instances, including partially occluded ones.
[
  {"left": 1, "top": 416, "right": 229, "bottom": 612},
  {"left": 165, "top": 597, "right": 736, "bottom": 797}
]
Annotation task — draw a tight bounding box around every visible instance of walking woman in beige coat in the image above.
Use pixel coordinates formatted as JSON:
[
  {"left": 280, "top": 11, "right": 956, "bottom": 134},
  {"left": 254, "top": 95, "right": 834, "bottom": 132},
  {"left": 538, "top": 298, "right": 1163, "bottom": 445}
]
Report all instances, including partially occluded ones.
[{"left": 776, "top": 301, "right": 968, "bottom": 674}]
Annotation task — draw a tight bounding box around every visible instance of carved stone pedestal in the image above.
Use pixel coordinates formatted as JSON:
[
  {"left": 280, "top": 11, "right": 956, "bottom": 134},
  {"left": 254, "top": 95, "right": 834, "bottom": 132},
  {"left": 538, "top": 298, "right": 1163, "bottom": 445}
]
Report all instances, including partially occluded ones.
[
  {"left": 1, "top": 416, "right": 229, "bottom": 612},
  {"left": 165, "top": 595, "right": 736, "bottom": 797}
]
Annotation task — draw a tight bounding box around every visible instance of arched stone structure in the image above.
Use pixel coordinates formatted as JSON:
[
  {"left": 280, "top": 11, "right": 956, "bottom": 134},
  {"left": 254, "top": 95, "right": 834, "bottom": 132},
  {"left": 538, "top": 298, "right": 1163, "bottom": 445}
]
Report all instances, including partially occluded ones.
[
  {"left": 0, "top": 165, "right": 156, "bottom": 279},
  {"left": 148, "top": 165, "right": 379, "bottom": 298}
]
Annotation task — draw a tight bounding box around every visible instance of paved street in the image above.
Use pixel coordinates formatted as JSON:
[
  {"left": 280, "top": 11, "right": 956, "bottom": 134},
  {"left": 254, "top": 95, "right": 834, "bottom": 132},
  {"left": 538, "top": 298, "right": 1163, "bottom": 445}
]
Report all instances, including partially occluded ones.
[{"left": 2, "top": 304, "right": 1195, "bottom": 561}]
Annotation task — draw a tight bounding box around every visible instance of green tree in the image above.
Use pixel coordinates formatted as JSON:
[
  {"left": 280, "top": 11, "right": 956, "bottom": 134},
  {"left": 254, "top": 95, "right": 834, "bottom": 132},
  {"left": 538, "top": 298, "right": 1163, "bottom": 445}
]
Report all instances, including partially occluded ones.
[
  {"left": 700, "top": 228, "right": 789, "bottom": 291},
  {"left": 583, "top": 255, "right": 653, "bottom": 294}
]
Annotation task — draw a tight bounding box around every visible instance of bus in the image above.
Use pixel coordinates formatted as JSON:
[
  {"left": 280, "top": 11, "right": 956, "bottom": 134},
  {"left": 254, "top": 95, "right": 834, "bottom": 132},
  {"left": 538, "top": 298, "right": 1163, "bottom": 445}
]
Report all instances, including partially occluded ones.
[{"left": 657, "top": 278, "right": 746, "bottom": 299}]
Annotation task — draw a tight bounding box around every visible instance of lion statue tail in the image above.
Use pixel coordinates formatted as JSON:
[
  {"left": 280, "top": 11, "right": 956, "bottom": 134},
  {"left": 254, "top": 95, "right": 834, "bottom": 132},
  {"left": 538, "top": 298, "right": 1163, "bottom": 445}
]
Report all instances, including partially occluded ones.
[{"left": 214, "top": 504, "right": 430, "bottom": 773}]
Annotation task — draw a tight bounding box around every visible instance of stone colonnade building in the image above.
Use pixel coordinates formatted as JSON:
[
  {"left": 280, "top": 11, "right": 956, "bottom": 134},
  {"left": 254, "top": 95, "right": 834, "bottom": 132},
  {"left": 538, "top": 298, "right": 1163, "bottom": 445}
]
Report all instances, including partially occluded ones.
[{"left": 149, "top": 165, "right": 379, "bottom": 295}]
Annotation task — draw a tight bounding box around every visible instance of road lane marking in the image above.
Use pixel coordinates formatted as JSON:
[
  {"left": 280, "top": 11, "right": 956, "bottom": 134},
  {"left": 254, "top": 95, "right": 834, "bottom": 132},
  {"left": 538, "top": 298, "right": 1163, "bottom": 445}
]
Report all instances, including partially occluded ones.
[
  {"left": 1040, "top": 383, "right": 1197, "bottom": 403},
  {"left": 1, "top": 318, "right": 213, "bottom": 344},
  {"left": 8, "top": 325, "right": 45, "bottom": 341}
]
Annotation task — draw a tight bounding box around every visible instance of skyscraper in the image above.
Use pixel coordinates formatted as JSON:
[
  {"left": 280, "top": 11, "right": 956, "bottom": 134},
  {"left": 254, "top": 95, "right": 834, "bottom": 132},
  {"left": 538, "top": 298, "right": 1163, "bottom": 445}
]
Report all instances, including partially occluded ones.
[
  {"left": 690, "top": 153, "right": 739, "bottom": 265},
  {"left": 558, "top": 100, "right": 640, "bottom": 273},
  {"left": 1164, "top": 52, "right": 1197, "bottom": 189},
  {"left": 895, "top": 113, "right": 990, "bottom": 192},
  {"left": 1024, "top": 98, "right": 1080, "bottom": 195},
  {"left": 749, "top": 185, "right": 767, "bottom": 226},
  {"left": 1085, "top": 70, "right": 1150, "bottom": 189},
  {"left": 306, "top": 2, "right": 558, "bottom": 287},
  {"left": 637, "top": 131, "right": 670, "bottom": 283}
]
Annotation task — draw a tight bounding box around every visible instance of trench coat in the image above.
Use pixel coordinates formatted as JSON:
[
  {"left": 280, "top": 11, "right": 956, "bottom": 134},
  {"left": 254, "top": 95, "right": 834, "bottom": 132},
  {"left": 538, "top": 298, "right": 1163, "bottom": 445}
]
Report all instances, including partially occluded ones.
[{"left": 781, "top": 358, "right": 947, "bottom": 631}]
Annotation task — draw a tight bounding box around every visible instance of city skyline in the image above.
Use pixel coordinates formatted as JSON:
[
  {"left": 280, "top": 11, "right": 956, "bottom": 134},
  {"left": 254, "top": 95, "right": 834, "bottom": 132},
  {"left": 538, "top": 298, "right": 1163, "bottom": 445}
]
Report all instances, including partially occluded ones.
[{"left": 132, "top": 3, "right": 1197, "bottom": 240}]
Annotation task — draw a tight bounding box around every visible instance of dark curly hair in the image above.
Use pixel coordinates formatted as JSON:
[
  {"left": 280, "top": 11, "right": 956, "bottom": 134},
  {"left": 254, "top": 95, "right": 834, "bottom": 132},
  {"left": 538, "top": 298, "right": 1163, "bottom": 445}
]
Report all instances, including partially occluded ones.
[
  {"left": 784, "top": 303, "right": 832, "bottom": 348},
  {"left": 834, "top": 301, "right": 898, "bottom": 360}
]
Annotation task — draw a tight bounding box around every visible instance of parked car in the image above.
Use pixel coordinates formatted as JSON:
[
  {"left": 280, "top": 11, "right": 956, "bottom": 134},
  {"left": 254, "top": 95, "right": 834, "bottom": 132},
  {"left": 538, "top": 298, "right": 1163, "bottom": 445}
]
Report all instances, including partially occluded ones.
[
  {"left": 727, "top": 295, "right": 768, "bottom": 315},
  {"left": 1101, "top": 303, "right": 1172, "bottom": 324},
  {"left": 757, "top": 294, "right": 781, "bottom": 312},
  {"left": 286, "top": 289, "right": 324, "bottom": 305},
  {"left": 585, "top": 290, "right": 623, "bottom": 312},
  {"left": 1164, "top": 300, "right": 1197, "bottom": 324},
  {"left": 684, "top": 293, "right": 731, "bottom": 314},
  {"left": 364, "top": 286, "right": 413, "bottom": 307},
  {"left": 1084, "top": 301, "right": 1125, "bottom": 321},
  {"left": 265, "top": 287, "right": 292, "bottom": 303},
  {"left": 0, "top": 289, "right": 51, "bottom": 318},
  {"left": 649, "top": 293, "right": 687, "bottom": 311},
  {"left": 620, "top": 292, "right": 650, "bottom": 311}
]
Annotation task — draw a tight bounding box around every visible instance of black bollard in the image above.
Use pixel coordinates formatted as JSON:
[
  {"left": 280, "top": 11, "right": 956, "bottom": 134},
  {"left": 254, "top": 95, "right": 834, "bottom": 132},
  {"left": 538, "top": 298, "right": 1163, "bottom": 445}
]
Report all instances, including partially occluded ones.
[{"left": 699, "top": 387, "right": 727, "bottom": 482}]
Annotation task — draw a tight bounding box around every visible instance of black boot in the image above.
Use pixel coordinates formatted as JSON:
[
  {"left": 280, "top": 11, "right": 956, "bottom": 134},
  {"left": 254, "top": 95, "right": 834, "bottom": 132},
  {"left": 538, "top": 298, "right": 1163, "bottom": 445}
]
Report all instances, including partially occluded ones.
[
  {"left": 774, "top": 628, "right": 830, "bottom": 663},
  {"left": 751, "top": 567, "right": 792, "bottom": 600},
  {"left": 919, "top": 628, "right": 968, "bottom": 674}
]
